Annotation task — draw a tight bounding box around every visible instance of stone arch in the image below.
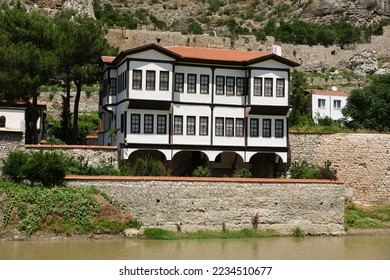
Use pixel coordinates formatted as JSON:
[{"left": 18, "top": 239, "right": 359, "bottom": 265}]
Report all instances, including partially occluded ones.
[
  {"left": 171, "top": 151, "right": 209, "bottom": 176},
  {"left": 249, "top": 153, "right": 286, "bottom": 178},
  {"left": 127, "top": 149, "right": 167, "bottom": 166}
]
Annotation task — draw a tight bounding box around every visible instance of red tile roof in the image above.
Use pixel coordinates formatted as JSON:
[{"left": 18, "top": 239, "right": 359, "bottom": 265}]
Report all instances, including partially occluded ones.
[
  {"left": 101, "top": 56, "right": 115, "bottom": 63},
  {"left": 309, "top": 89, "right": 350, "bottom": 97},
  {"left": 166, "top": 46, "right": 270, "bottom": 62}
]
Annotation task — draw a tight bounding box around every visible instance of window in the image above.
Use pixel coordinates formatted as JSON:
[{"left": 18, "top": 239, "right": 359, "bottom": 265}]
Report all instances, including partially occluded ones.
[
  {"left": 0, "top": 116, "right": 5, "bottom": 128},
  {"left": 262, "top": 119, "right": 271, "bottom": 137},
  {"left": 118, "top": 72, "right": 127, "bottom": 92},
  {"left": 110, "top": 78, "right": 117, "bottom": 95},
  {"left": 120, "top": 113, "right": 124, "bottom": 132},
  {"left": 334, "top": 100, "right": 341, "bottom": 109},
  {"left": 132, "top": 70, "right": 142, "bottom": 90},
  {"left": 264, "top": 78, "right": 273, "bottom": 97},
  {"left": 216, "top": 76, "right": 225, "bottom": 95},
  {"left": 174, "top": 115, "right": 183, "bottom": 135},
  {"left": 146, "top": 70, "right": 156, "bottom": 90},
  {"left": 187, "top": 74, "right": 197, "bottom": 93},
  {"left": 226, "top": 118, "right": 234, "bottom": 136},
  {"left": 144, "top": 114, "right": 154, "bottom": 134},
  {"left": 318, "top": 99, "right": 326, "bottom": 108},
  {"left": 253, "top": 77, "right": 262, "bottom": 96},
  {"left": 250, "top": 118, "right": 259, "bottom": 137},
  {"left": 275, "top": 119, "right": 284, "bottom": 138},
  {"left": 131, "top": 114, "right": 140, "bottom": 133},
  {"left": 159, "top": 71, "right": 169, "bottom": 91},
  {"left": 276, "top": 79, "right": 285, "bottom": 97},
  {"left": 157, "top": 115, "right": 167, "bottom": 134},
  {"left": 226, "top": 77, "right": 235, "bottom": 95},
  {"left": 174, "top": 73, "right": 184, "bottom": 92},
  {"left": 199, "top": 116, "right": 208, "bottom": 135},
  {"left": 236, "top": 118, "right": 244, "bottom": 137},
  {"left": 187, "top": 116, "right": 196, "bottom": 135},
  {"left": 215, "top": 117, "right": 224, "bottom": 136},
  {"left": 200, "top": 75, "right": 209, "bottom": 94},
  {"left": 236, "top": 77, "right": 245, "bottom": 96}
]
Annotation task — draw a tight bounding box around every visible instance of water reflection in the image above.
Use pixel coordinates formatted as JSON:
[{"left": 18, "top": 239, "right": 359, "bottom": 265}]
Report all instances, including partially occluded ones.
[{"left": 1, "top": 236, "right": 390, "bottom": 260}]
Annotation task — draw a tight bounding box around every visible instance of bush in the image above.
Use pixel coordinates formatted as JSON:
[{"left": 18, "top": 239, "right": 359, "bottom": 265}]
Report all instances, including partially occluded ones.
[
  {"left": 290, "top": 160, "right": 337, "bottom": 180},
  {"left": 233, "top": 168, "right": 252, "bottom": 178},
  {"left": 192, "top": 166, "right": 211, "bottom": 177},
  {"left": 22, "top": 151, "right": 67, "bottom": 187},
  {"left": 143, "top": 228, "right": 176, "bottom": 240},
  {"left": 131, "top": 157, "right": 169, "bottom": 176},
  {"left": 1, "top": 150, "right": 29, "bottom": 182}
]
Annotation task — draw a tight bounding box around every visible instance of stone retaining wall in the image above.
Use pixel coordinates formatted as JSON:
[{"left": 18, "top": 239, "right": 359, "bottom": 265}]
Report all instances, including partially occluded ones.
[
  {"left": 24, "top": 144, "right": 118, "bottom": 167},
  {"left": 67, "top": 177, "right": 345, "bottom": 235},
  {"left": 0, "top": 131, "right": 24, "bottom": 173},
  {"left": 289, "top": 133, "right": 390, "bottom": 205}
]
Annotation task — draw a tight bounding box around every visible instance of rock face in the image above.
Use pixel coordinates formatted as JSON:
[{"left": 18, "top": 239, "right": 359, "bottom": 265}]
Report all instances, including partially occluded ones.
[
  {"left": 62, "top": 0, "right": 95, "bottom": 19},
  {"left": 347, "top": 51, "right": 378, "bottom": 75}
]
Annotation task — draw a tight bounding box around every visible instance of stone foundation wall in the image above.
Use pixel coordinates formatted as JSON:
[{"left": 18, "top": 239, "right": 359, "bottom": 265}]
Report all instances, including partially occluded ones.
[
  {"left": 0, "top": 131, "right": 24, "bottom": 174},
  {"left": 67, "top": 177, "right": 345, "bottom": 235},
  {"left": 24, "top": 145, "right": 118, "bottom": 167},
  {"left": 289, "top": 133, "right": 390, "bottom": 206}
]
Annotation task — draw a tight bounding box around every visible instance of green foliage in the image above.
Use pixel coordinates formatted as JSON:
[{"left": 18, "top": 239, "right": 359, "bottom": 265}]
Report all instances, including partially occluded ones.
[
  {"left": 343, "top": 75, "right": 390, "bottom": 132},
  {"left": 22, "top": 151, "right": 67, "bottom": 187},
  {"left": 0, "top": 181, "right": 139, "bottom": 236},
  {"left": 149, "top": 14, "right": 167, "bottom": 29},
  {"left": 130, "top": 157, "right": 169, "bottom": 176},
  {"left": 187, "top": 20, "right": 203, "bottom": 35},
  {"left": 2, "top": 150, "right": 67, "bottom": 187},
  {"left": 290, "top": 160, "right": 337, "bottom": 180},
  {"left": 232, "top": 168, "right": 252, "bottom": 178},
  {"left": 192, "top": 166, "right": 211, "bottom": 177},
  {"left": 289, "top": 70, "right": 312, "bottom": 127},
  {"left": 292, "top": 226, "right": 305, "bottom": 237},
  {"left": 208, "top": 0, "right": 225, "bottom": 13},
  {"left": 65, "top": 155, "right": 120, "bottom": 176},
  {"left": 1, "top": 150, "right": 29, "bottom": 183},
  {"left": 143, "top": 228, "right": 177, "bottom": 240},
  {"left": 344, "top": 204, "right": 390, "bottom": 230},
  {"left": 289, "top": 161, "right": 319, "bottom": 179}
]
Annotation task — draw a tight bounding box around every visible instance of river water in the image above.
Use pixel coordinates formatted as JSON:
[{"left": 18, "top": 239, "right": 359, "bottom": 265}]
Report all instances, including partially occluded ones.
[{"left": 1, "top": 235, "right": 390, "bottom": 260}]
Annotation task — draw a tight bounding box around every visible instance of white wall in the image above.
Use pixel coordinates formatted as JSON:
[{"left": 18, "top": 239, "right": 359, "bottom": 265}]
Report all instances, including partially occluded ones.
[
  {"left": 0, "top": 108, "right": 25, "bottom": 131},
  {"left": 312, "top": 94, "right": 348, "bottom": 122}
]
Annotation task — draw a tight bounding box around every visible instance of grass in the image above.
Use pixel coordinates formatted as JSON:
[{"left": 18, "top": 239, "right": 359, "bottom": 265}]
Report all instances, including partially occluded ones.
[
  {"left": 344, "top": 203, "right": 390, "bottom": 230},
  {"left": 142, "top": 227, "right": 279, "bottom": 240}
]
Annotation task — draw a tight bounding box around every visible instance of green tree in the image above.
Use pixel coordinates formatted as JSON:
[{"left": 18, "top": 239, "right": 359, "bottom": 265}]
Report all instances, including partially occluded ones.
[
  {"left": 289, "top": 70, "right": 312, "bottom": 127},
  {"left": 342, "top": 75, "right": 390, "bottom": 131},
  {"left": 0, "top": 3, "right": 58, "bottom": 143},
  {"left": 53, "top": 10, "right": 117, "bottom": 144}
]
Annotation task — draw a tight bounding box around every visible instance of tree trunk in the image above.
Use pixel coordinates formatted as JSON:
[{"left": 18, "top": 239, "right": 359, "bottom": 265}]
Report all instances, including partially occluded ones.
[
  {"left": 72, "top": 81, "right": 82, "bottom": 144},
  {"left": 63, "top": 82, "right": 72, "bottom": 144},
  {"left": 23, "top": 96, "right": 40, "bottom": 144}
]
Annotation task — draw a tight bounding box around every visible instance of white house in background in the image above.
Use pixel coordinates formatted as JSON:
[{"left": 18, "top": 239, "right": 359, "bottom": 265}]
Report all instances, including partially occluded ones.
[
  {"left": 98, "top": 44, "right": 299, "bottom": 177},
  {"left": 0, "top": 106, "right": 25, "bottom": 132},
  {"left": 0, "top": 101, "right": 47, "bottom": 143},
  {"left": 308, "top": 88, "right": 350, "bottom": 123}
]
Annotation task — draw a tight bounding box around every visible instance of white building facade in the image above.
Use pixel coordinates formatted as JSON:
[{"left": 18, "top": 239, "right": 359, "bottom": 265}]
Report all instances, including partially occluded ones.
[
  {"left": 98, "top": 44, "right": 299, "bottom": 177},
  {"left": 309, "top": 89, "right": 350, "bottom": 123}
]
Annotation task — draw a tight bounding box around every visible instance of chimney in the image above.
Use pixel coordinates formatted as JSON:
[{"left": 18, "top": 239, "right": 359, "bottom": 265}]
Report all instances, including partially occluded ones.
[{"left": 272, "top": 45, "right": 282, "bottom": 56}]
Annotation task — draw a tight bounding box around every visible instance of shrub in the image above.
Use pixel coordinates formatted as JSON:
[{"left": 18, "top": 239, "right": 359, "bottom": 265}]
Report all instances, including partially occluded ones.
[
  {"left": 289, "top": 161, "right": 319, "bottom": 179},
  {"left": 131, "top": 157, "right": 169, "bottom": 176},
  {"left": 233, "top": 168, "right": 252, "bottom": 178},
  {"left": 292, "top": 226, "right": 305, "bottom": 237},
  {"left": 22, "top": 151, "right": 67, "bottom": 187},
  {"left": 1, "top": 150, "right": 29, "bottom": 182},
  {"left": 192, "top": 166, "right": 211, "bottom": 177}
]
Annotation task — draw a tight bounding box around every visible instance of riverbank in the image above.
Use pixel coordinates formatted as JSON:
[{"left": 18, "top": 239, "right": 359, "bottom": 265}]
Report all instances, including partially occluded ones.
[{"left": 1, "top": 181, "right": 389, "bottom": 241}]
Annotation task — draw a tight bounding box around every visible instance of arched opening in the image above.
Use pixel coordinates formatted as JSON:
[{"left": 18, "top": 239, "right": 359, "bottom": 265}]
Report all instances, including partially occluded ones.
[
  {"left": 171, "top": 151, "right": 209, "bottom": 176},
  {"left": 127, "top": 150, "right": 167, "bottom": 170},
  {"left": 0, "top": 116, "right": 5, "bottom": 128},
  {"left": 250, "top": 153, "right": 286, "bottom": 178},
  {"left": 211, "top": 152, "right": 248, "bottom": 177}
]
